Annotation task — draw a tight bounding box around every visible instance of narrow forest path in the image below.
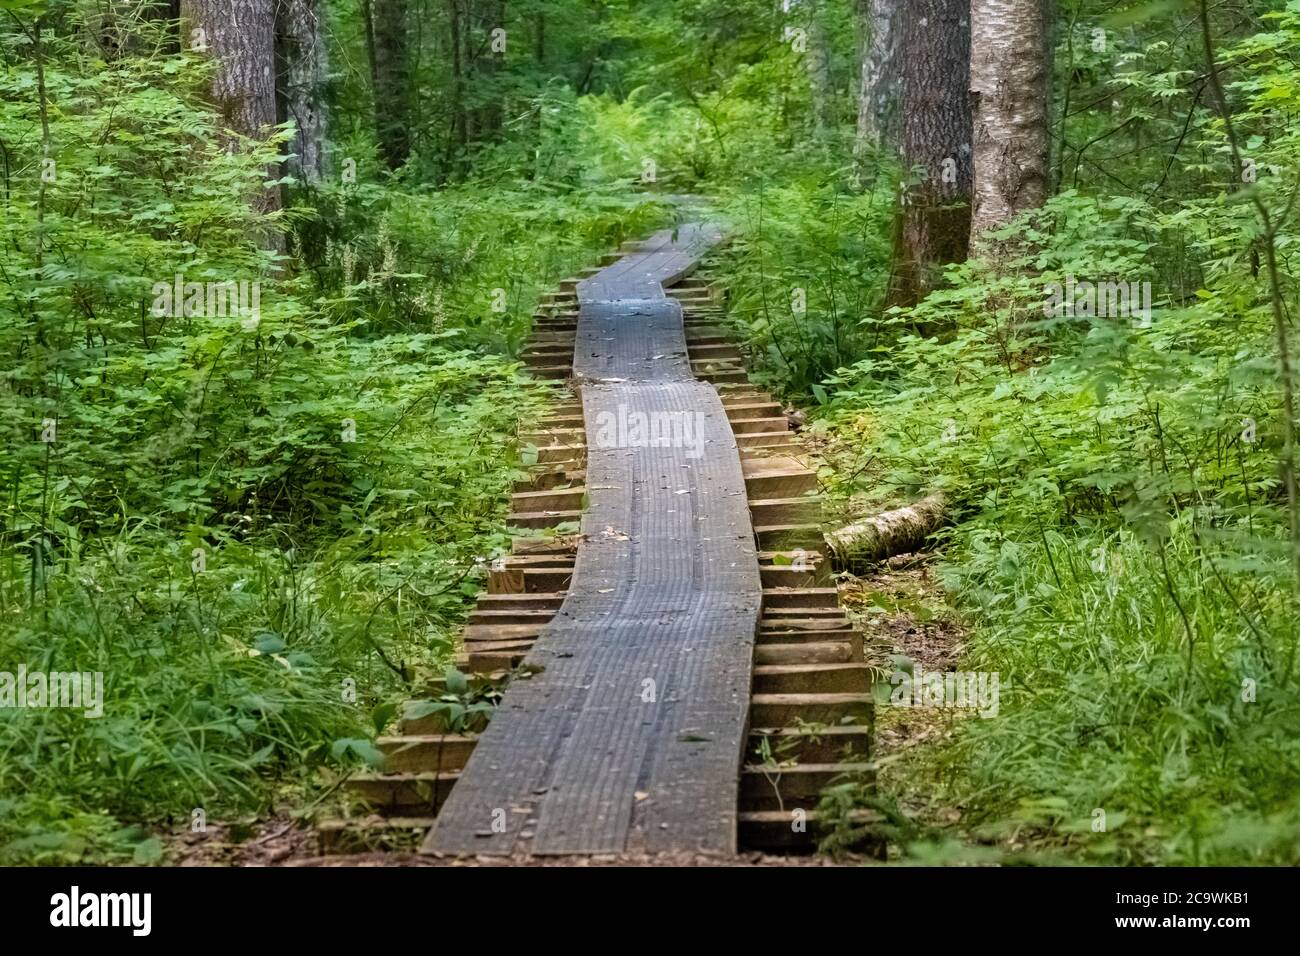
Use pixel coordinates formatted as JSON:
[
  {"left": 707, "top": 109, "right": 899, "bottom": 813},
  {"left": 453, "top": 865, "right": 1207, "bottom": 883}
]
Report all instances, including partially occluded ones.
[
  {"left": 325, "top": 220, "right": 877, "bottom": 863},
  {"left": 425, "top": 221, "right": 764, "bottom": 856}
]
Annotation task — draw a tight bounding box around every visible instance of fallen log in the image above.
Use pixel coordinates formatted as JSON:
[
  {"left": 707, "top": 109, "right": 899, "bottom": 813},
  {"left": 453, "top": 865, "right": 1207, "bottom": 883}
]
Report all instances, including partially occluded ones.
[{"left": 825, "top": 492, "right": 947, "bottom": 568}]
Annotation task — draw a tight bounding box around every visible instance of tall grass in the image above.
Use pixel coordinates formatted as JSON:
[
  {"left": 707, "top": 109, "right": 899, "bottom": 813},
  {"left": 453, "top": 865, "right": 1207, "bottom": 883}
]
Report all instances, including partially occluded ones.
[{"left": 932, "top": 526, "right": 1300, "bottom": 864}]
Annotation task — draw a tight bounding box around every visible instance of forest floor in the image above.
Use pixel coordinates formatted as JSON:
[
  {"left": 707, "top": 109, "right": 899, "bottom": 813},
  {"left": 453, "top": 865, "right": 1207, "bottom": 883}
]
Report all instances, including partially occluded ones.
[
  {"left": 167, "top": 817, "right": 856, "bottom": 867},
  {"left": 841, "top": 558, "right": 974, "bottom": 849},
  {"left": 162, "top": 556, "right": 964, "bottom": 867},
  {"left": 155, "top": 372, "right": 978, "bottom": 867}
]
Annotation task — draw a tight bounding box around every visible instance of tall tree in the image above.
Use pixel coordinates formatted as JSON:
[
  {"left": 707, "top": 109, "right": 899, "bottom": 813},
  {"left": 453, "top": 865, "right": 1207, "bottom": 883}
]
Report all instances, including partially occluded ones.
[
  {"left": 786, "top": 0, "right": 834, "bottom": 135},
  {"left": 854, "top": 0, "right": 898, "bottom": 162},
  {"left": 533, "top": 5, "right": 544, "bottom": 67},
  {"left": 180, "top": 0, "right": 282, "bottom": 216},
  {"left": 445, "top": 0, "right": 468, "bottom": 170},
  {"left": 805, "top": 0, "right": 835, "bottom": 134},
  {"left": 459, "top": 0, "right": 506, "bottom": 148},
  {"left": 969, "top": 0, "right": 1053, "bottom": 245},
  {"left": 278, "top": 0, "right": 329, "bottom": 184},
  {"left": 888, "top": 0, "right": 971, "bottom": 305},
  {"left": 370, "top": 0, "right": 413, "bottom": 169}
]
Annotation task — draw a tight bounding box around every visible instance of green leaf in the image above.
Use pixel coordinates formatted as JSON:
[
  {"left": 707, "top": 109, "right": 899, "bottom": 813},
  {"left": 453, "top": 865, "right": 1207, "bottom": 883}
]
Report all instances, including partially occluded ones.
[
  {"left": 253, "top": 632, "right": 286, "bottom": 654},
  {"left": 331, "top": 737, "right": 386, "bottom": 769},
  {"left": 132, "top": 837, "right": 164, "bottom": 866},
  {"left": 370, "top": 702, "right": 398, "bottom": 735},
  {"left": 402, "top": 700, "right": 446, "bottom": 721},
  {"left": 445, "top": 666, "right": 469, "bottom": 696}
]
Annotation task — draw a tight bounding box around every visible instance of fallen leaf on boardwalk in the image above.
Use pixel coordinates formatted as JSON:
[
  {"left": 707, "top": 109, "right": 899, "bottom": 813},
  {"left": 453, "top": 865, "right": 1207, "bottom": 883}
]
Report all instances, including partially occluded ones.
[
  {"left": 598, "top": 588, "right": 615, "bottom": 593},
  {"left": 601, "top": 525, "right": 630, "bottom": 540}
]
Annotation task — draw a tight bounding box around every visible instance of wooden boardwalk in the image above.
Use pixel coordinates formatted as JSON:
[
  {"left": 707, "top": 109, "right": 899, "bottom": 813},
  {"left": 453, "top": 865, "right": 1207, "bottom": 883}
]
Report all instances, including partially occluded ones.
[{"left": 424, "top": 223, "right": 764, "bottom": 856}]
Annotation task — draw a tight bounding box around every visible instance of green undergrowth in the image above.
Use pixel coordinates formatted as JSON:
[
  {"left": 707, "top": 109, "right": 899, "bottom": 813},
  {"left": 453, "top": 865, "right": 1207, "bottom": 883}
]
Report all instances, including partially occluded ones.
[
  {"left": 701, "top": 11, "right": 1300, "bottom": 863},
  {"left": 0, "top": 33, "right": 657, "bottom": 864},
  {"left": 808, "top": 190, "right": 1300, "bottom": 865},
  {"left": 711, "top": 163, "right": 898, "bottom": 399}
]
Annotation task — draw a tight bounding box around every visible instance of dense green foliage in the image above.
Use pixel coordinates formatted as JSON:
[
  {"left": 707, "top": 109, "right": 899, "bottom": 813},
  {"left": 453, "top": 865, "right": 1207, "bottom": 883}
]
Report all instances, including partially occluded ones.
[
  {"left": 734, "top": 4, "right": 1300, "bottom": 864},
  {"left": 0, "top": 5, "right": 662, "bottom": 862},
  {"left": 2, "top": 0, "right": 1298, "bottom": 866}
]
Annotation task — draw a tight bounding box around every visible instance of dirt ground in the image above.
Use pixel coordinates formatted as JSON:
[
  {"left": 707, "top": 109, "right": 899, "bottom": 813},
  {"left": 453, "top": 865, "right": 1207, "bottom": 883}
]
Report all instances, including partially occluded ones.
[
  {"left": 169, "top": 817, "right": 861, "bottom": 867},
  {"left": 840, "top": 553, "right": 973, "bottom": 834}
]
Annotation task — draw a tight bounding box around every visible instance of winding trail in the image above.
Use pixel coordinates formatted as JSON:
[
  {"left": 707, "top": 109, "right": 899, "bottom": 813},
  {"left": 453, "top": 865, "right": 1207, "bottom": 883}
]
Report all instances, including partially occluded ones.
[{"left": 425, "top": 221, "right": 764, "bottom": 856}]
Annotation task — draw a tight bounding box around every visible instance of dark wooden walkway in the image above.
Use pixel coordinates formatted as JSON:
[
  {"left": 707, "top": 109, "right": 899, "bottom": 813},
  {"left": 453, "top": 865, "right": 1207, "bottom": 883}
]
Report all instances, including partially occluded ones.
[{"left": 424, "top": 223, "right": 763, "bottom": 856}]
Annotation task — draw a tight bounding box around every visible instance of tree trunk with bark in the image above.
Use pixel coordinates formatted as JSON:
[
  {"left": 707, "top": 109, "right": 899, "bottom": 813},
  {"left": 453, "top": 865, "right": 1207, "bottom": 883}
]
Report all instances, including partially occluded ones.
[
  {"left": 445, "top": 0, "right": 468, "bottom": 173},
  {"left": 969, "top": 0, "right": 1053, "bottom": 246},
  {"left": 278, "top": 0, "right": 328, "bottom": 184},
  {"left": 827, "top": 492, "right": 947, "bottom": 567},
  {"left": 371, "top": 0, "right": 413, "bottom": 169},
  {"left": 854, "top": 0, "right": 898, "bottom": 162},
  {"left": 804, "top": 0, "right": 835, "bottom": 135},
  {"left": 887, "top": 0, "right": 971, "bottom": 306},
  {"left": 784, "top": 0, "right": 834, "bottom": 135},
  {"left": 472, "top": 0, "right": 507, "bottom": 143},
  {"left": 180, "top": 0, "right": 282, "bottom": 220}
]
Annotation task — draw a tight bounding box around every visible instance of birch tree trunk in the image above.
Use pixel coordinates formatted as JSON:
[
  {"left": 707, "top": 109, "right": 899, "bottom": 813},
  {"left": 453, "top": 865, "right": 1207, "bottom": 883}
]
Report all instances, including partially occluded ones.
[
  {"left": 854, "top": 0, "right": 898, "bottom": 161},
  {"left": 279, "top": 0, "right": 328, "bottom": 184},
  {"left": 827, "top": 493, "right": 947, "bottom": 567},
  {"left": 887, "top": 0, "right": 971, "bottom": 305},
  {"left": 969, "top": 0, "right": 1053, "bottom": 246}
]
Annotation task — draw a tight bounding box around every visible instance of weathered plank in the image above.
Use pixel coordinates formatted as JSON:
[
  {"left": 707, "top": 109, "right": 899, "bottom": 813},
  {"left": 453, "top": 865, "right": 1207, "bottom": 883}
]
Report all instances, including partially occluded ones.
[{"left": 424, "top": 222, "right": 763, "bottom": 857}]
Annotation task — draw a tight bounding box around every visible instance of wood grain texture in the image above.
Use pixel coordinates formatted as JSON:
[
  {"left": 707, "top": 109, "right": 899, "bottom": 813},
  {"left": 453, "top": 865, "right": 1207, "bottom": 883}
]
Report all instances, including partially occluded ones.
[{"left": 424, "top": 223, "right": 763, "bottom": 857}]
